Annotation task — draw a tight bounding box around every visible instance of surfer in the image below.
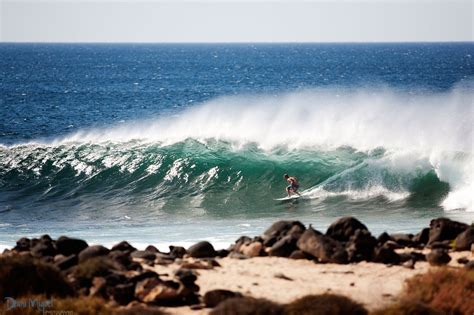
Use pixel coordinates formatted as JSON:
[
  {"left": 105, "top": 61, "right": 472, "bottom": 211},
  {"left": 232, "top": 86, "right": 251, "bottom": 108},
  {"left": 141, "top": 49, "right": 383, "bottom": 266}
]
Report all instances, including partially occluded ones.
[{"left": 284, "top": 174, "right": 300, "bottom": 197}]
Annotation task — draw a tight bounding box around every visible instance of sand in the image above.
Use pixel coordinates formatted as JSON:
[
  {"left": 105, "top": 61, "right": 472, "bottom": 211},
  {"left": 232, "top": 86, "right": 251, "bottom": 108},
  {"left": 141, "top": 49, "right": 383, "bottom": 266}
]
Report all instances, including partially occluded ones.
[{"left": 145, "top": 250, "right": 472, "bottom": 314}]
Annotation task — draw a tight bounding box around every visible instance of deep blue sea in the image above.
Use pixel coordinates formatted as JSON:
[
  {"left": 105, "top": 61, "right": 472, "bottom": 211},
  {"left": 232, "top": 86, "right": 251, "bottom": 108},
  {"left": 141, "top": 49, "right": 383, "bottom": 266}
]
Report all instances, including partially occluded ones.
[{"left": 1, "top": 43, "right": 473, "bottom": 249}]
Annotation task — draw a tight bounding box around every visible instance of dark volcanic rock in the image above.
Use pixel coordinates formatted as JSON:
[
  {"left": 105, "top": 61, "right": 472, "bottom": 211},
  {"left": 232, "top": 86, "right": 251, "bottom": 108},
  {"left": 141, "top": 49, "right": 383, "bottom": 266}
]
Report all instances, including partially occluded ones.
[
  {"left": 169, "top": 246, "right": 187, "bottom": 259},
  {"left": 131, "top": 250, "right": 156, "bottom": 261},
  {"left": 204, "top": 289, "right": 243, "bottom": 308},
  {"left": 412, "top": 228, "right": 430, "bottom": 246},
  {"left": 78, "top": 245, "right": 110, "bottom": 263},
  {"left": 269, "top": 235, "right": 299, "bottom": 257},
  {"left": 31, "top": 240, "right": 57, "bottom": 257},
  {"left": 263, "top": 220, "right": 306, "bottom": 240},
  {"left": 110, "top": 283, "right": 135, "bottom": 305},
  {"left": 297, "top": 227, "right": 348, "bottom": 264},
  {"left": 111, "top": 241, "right": 137, "bottom": 253},
  {"left": 426, "top": 249, "right": 451, "bottom": 266},
  {"left": 326, "top": 217, "right": 369, "bottom": 242},
  {"left": 428, "top": 218, "right": 468, "bottom": 246},
  {"left": 377, "top": 232, "right": 391, "bottom": 245},
  {"left": 389, "top": 233, "right": 414, "bottom": 247},
  {"left": 454, "top": 226, "right": 474, "bottom": 251},
  {"left": 187, "top": 241, "right": 216, "bottom": 258},
  {"left": 55, "top": 254, "right": 78, "bottom": 270},
  {"left": 373, "top": 246, "right": 401, "bottom": 265},
  {"left": 14, "top": 237, "right": 31, "bottom": 252},
  {"left": 346, "top": 229, "right": 377, "bottom": 262},
  {"left": 56, "top": 236, "right": 89, "bottom": 256}
]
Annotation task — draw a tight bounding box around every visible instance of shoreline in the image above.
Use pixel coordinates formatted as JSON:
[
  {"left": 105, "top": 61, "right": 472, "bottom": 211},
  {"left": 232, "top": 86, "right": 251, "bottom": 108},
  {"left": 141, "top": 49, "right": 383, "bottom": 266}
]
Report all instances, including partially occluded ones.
[{"left": 1, "top": 216, "right": 473, "bottom": 314}]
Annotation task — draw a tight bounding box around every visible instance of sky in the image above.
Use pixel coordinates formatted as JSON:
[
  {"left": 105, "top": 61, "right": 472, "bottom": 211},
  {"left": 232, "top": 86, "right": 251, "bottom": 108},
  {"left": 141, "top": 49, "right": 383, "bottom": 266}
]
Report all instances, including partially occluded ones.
[{"left": 0, "top": 0, "right": 472, "bottom": 43}]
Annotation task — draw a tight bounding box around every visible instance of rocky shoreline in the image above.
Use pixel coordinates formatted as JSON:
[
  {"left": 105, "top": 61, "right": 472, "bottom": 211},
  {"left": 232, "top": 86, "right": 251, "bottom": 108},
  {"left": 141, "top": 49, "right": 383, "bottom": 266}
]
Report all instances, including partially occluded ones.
[{"left": 1, "top": 216, "right": 473, "bottom": 314}]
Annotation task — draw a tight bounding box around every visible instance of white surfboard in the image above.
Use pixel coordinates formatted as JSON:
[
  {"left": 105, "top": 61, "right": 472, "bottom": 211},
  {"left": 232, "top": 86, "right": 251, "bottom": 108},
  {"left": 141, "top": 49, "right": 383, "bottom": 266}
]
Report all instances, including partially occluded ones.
[{"left": 274, "top": 194, "right": 302, "bottom": 201}]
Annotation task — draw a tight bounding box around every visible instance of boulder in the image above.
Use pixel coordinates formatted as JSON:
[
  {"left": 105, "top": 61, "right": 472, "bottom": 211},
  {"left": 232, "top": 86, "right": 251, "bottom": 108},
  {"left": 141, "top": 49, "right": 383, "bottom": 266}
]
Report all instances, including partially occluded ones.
[
  {"left": 263, "top": 221, "right": 305, "bottom": 240},
  {"left": 55, "top": 236, "right": 88, "bottom": 256},
  {"left": 412, "top": 228, "right": 430, "bottom": 246},
  {"left": 187, "top": 241, "right": 216, "bottom": 258},
  {"left": 169, "top": 246, "right": 187, "bottom": 259},
  {"left": 326, "top": 217, "right": 368, "bottom": 242},
  {"left": 297, "top": 227, "right": 348, "bottom": 264},
  {"left": 31, "top": 240, "right": 57, "bottom": 257},
  {"left": 55, "top": 254, "right": 78, "bottom": 270},
  {"left": 269, "top": 235, "right": 299, "bottom": 257},
  {"left": 428, "top": 218, "right": 468, "bottom": 245},
  {"left": 346, "top": 229, "right": 377, "bottom": 262},
  {"left": 373, "top": 246, "right": 401, "bottom": 265},
  {"left": 377, "top": 232, "right": 391, "bottom": 245},
  {"left": 110, "top": 283, "right": 135, "bottom": 305},
  {"left": 14, "top": 237, "right": 31, "bottom": 252},
  {"left": 135, "top": 277, "right": 180, "bottom": 304},
  {"left": 78, "top": 245, "right": 110, "bottom": 263},
  {"left": 426, "top": 249, "right": 451, "bottom": 266},
  {"left": 454, "top": 227, "right": 474, "bottom": 251},
  {"left": 389, "top": 233, "right": 414, "bottom": 247},
  {"left": 111, "top": 241, "right": 137, "bottom": 253},
  {"left": 240, "top": 242, "right": 263, "bottom": 257},
  {"left": 204, "top": 289, "right": 243, "bottom": 308},
  {"left": 131, "top": 250, "right": 156, "bottom": 261}
]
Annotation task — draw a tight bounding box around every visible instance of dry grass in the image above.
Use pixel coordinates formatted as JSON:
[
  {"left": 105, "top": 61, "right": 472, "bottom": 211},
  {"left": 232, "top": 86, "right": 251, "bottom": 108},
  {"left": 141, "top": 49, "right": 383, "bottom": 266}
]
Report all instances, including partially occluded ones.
[
  {"left": 285, "top": 294, "right": 368, "bottom": 315},
  {"left": 374, "top": 268, "right": 474, "bottom": 315},
  {"left": 0, "top": 255, "right": 73, "bottom": 298}
]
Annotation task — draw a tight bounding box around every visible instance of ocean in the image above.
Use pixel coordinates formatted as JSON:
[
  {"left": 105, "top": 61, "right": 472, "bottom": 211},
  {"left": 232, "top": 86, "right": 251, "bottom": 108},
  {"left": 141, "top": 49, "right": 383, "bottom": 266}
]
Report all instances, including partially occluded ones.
[{"left": 0, "top": 43, "right": 473, "bottom": 250}]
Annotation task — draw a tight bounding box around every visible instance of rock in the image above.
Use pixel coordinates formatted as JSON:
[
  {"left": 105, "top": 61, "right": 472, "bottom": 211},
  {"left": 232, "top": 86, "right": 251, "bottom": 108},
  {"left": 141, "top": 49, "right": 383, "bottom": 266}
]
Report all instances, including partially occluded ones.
[
  {"left": 389, "top": 233, "right": 414, "bottom": 247},
  {"left": 263, "top": 220, "right": 306, "bottom": 239},
  {"left": 373, "top": 246, "right": 401, "bottom": 265},
  {"left": 412, "top": 228, "right": 430, "bottom": 246},
  {"left": 31, "top": 240, "right": 57, "bottom": 257},
  {"left": 14, "top": 237, "right": 31, "bottom": 252},
  {"left": 346, "top": 229, "right": 377, "bottom": 262},
  {"left": 426, "top": 249, "right": 451, "bottom": 266},
  {"left": 111, "top": 283, "right": 135, "bottom": 305},
  {"left": 457, "top": 257, "right": 469, "bottom": 264},
  {"left": 135, "top": 277, "right": 180, "bottom": 304},
  {"left": 454, "top": 227, "right": 474, "bottom": 251},
  {"left": 175, "top": 268, "right": 198, "bottom": 286},
  {"left": 131, "top": 250, "right": 156, "bottom": 261},
  {"left": 383, "top": 240, "right": 404, "bottom": 250},
  {"left": 111, "top": 241, "right": 137, "bottom": 253},
  {"left": 399, "top": 251, "right": 425, "bottom": 263},
  {"left": 78, "top": 245, "right": 110, "bottom": 263},
  {"left": 215, "top": 249, "right": 229, "bottom": 258},
  {"left": 55, "top": 236, "right": 88, "bottom": 256},
  {"left": 377, "top": 232, "right": 391, "bottom": 245},
  {"left": 204, "top": 289, "right": 243, "bottom": 308},
  {"left": 108, "top": 250, "right": 133, "bottom": 268},
  {"left": 269, "top": 235, "right": 299, "bottom": 257},
  {"left": 240, "top": 242, "right": 263, "bottom": 257},
  {"left": 288, "top": 250, "right": 310, "bottom": 260},
  {"left": 55, "top": 254, "right": 78, "bottom": 270},
  {"left": 402, "top": 259, "right": 415, "bottom": 269},
  {"left": 428, "top": 240, "right": 451, "bottom": 250},
  {"left": 297, "top": 227, "right": 348, "bottom": 264},
  {"left": 428, "top": 218, "right": 468, "bottom": 245},
  {"left": 169, "top": 246, "right": 187, "bottom": 259},
  {"left": 187, "top": 241, "right": 216, "bottom": 258},
  {"left": 145, "top": 245, "right": 159, "bottom": 253},
  {"left": 232, "top": 236, "right": 253, "bottom": 252},
  {"left": 326, "top": 217, "right": 369, "bottom": 242}
]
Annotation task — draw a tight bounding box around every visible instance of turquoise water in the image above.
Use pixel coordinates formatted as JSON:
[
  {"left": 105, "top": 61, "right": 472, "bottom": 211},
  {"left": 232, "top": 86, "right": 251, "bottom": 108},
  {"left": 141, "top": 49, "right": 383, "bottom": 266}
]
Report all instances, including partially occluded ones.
[{"left": 1, "top": 43, "right": 473, "bottom": 249}]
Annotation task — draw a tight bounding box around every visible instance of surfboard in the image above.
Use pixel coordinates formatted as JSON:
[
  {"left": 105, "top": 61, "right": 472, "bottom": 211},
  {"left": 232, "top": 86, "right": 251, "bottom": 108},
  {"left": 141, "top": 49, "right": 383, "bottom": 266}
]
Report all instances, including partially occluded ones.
[{"left": 274, "top": 195, "right": 302, "bottom": 201}]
